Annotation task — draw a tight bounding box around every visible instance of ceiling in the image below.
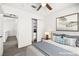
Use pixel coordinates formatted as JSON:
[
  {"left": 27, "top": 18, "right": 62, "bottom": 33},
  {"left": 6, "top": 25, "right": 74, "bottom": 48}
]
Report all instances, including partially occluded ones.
[{"left": 1, "top": 3, "right": 78, "bottom": 17}]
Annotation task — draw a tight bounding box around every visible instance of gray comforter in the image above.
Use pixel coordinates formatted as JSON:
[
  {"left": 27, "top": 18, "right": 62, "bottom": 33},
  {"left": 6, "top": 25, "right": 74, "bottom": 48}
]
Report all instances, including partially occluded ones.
[{"left": 33, "top": 42, "right": 78, "bottom": 56}]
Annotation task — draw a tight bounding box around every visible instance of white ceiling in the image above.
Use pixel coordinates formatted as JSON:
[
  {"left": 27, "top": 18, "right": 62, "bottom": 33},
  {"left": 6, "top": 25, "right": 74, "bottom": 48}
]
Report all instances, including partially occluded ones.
[{"left": 1, "top": 3, "right": 79, "bottom": 17}]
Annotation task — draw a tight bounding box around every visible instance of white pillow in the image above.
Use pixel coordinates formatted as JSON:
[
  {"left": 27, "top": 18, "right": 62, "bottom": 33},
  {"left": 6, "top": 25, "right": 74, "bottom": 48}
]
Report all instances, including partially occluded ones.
[
  {"left": 64, "top": 37, "right": 77, "bottom": 47},
  {"left": 53, "top": 36, "right": 56, "bottom": 41}
]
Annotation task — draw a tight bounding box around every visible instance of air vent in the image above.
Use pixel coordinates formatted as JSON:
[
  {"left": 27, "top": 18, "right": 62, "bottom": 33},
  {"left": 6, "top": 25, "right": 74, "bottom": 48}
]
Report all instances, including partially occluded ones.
[{"left": 3, "top": 13, "right": 18, "bottom": 19}]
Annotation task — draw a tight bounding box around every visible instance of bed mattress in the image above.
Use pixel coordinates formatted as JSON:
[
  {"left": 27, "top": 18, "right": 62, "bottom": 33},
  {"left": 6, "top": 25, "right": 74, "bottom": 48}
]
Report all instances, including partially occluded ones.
[{"left": 33, "top": 42, "right": 79, "bottom": 56}]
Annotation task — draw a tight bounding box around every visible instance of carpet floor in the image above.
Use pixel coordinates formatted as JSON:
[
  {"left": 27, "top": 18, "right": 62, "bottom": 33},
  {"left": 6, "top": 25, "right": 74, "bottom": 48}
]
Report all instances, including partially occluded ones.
[{"left": 3, "top": 36, "right": 27, "bottom": 56}]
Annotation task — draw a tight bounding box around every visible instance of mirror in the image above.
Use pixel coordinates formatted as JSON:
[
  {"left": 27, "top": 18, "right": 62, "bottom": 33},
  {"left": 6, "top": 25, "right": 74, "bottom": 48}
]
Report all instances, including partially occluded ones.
[{"left": 56, "top": 13, "right": 79, "bottom": 31}]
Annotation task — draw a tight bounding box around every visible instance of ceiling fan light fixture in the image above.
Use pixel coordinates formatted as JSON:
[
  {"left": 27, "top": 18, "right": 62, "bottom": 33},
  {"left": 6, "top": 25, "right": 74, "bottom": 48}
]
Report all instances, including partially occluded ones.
[{"left": 41, "top": 3, "right": 46, "bottom": 7}]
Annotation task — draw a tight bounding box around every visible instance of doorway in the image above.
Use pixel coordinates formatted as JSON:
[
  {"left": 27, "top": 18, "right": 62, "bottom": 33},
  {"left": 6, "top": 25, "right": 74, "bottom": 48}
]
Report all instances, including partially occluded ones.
[{"left": 32, "top": 18, "right": 37, "bottom": 43}]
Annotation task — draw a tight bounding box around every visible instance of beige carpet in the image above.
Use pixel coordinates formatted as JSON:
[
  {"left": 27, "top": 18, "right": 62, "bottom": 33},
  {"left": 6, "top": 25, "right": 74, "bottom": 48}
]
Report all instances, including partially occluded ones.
[{"left": 3, "top": 36, "right": 27, "bottom": 56}]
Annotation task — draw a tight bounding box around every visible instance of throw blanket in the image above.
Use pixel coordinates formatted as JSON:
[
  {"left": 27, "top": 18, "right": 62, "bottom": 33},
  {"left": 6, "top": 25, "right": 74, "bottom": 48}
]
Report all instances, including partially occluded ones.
[{"left": 33, "top": 42, "right": 78, "bottom": 56}]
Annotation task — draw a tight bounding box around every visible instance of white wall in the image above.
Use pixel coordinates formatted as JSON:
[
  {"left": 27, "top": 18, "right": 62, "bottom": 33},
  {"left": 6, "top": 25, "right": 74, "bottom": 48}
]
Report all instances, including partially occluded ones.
[
  {"left": 0, "top": 6, "right": 4, "bottom": 55},
  {"left": 3, "top": 18, "right": 17, "bottom": 36},
  {"left": 0, "top": 38, "right": 3, "bottom": 55},
  {"left": 2, "top": 5, "right": 44, "bottom": 48},
  {"left": 0, "top": 14, "right": 3, "bottom": 56},
  {"left": 44, "top": 4, "right": 79, "bottom": 36}
]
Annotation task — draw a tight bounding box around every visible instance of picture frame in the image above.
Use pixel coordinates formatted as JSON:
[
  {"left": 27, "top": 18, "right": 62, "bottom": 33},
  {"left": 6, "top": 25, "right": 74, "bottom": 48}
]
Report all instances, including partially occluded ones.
[{"left": 56, "top": 13, "right": 79, "bottom": 31}]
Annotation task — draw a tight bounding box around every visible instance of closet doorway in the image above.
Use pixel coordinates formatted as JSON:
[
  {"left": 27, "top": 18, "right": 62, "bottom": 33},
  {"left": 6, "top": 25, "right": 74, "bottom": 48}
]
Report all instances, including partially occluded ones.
[{"left": 32, "top": 18, "right": 37, "bottom": 43}]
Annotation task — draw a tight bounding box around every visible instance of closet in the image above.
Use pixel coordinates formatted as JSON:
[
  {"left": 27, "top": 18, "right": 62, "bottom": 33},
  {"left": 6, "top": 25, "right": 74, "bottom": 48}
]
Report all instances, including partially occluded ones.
[
  {"left": 32, "top": 18, "right": 37, "bottom": 43},
  {"left": 32, "top": 18, "right": 43, "bottom": 43}
]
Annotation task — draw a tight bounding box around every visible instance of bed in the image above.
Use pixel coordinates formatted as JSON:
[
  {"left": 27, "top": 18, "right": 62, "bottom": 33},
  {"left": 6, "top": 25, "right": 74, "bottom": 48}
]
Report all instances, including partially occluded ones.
[{"left": 26, "top": 40, "right": 79, "bottom": 56}]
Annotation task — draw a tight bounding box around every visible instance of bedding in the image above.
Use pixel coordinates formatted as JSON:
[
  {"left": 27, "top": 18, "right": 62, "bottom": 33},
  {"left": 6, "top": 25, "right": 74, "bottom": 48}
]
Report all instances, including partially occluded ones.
[
  {"left": 55, "top": 36, "right": 64, "bottom": 44},
  {"left": 53, "top": 33, "right": 77, "bottom": 47},
  {"left": 33, "top": 41, "right": 78, "bottom": 56},
  {"left": 26, "top": 45, "right": 44, "bottom": 56},
  {"left": 64, "top": 37, "right": 77, "bottom": 47},
  {"left": 53, "top": 33, "right": 65, "bottom": 45},
  {"left": 44, "top": 40, "right": 79, "bottom": 55}
]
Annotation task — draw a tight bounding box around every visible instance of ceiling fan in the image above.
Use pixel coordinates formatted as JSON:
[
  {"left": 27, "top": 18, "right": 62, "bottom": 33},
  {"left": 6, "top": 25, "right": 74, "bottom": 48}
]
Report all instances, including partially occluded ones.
[{"left": 31, "top": 3, "right": 52, "bottom": 11}]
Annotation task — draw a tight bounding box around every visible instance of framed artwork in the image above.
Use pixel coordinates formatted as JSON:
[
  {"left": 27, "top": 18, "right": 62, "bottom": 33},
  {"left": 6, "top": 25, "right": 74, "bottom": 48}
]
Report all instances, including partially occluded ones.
[{"left": 56, "top": 13, "right": 79, "bottom": 31}]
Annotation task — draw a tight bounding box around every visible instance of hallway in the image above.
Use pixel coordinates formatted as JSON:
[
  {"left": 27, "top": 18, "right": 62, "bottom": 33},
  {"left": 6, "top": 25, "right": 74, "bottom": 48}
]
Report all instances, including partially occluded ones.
[{"left": 3, "top": 36, "right": 27, "bottom": 56}]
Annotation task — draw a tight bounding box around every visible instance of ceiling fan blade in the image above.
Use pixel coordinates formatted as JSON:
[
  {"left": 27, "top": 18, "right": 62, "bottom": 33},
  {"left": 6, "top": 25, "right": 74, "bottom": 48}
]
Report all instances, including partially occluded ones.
[
  {"left": 46, "top": 4, "right": 52, "bottom": 10},
  {"left": 37, "top": 5, "right": 42, "bottom": 11},
  {"left": 31, "top": 5, "right": 37, "bottom": 8}
]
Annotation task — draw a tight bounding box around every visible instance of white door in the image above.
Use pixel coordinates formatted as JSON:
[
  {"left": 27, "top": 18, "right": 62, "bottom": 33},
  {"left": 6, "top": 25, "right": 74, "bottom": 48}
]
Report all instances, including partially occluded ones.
[{"left": 37, "top": 20, "right": 43, "bottom": 42}]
